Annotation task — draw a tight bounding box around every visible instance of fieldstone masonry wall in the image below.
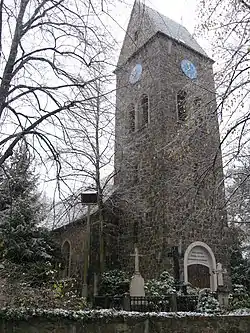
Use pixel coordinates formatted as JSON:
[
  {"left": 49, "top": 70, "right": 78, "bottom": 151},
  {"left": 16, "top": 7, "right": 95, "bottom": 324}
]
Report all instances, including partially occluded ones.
[
  {"left": 1, "top": 315, "right": 250, "bottom": 333},
  {"left": 54, "top": 222, "right": 87, "bottom": 279},
  {"left": 115, "top": 27, "right": 229, "bottom": 282},
  {"left": 54, "top": 205, "right": 120, "bottom": 284}
]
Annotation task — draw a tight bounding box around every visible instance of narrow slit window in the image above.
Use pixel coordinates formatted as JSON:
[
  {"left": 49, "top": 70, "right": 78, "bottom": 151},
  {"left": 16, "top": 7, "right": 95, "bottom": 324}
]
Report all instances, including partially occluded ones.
[
  {"left": 194, "top": 97, "right": 202, "bottom": 125},
  {"left": 134, "top": 30, "right": 139, "bottom": 42},
  {"left": 134, "top": 163, "right": 139, "bottom": 184},
  {"left": 141, "top": 94, "right": 149, "bottom": 127},
  {"left": 193, "top": 162, "right": 198, "bottom": 186},
  {"left": 128, "top": 103, "right": 135, "bottom": 132},
  {"left": 144, "top": 210, "right": 152, "bottom": 222},
  {"left": 177, "top": 90, "right": 187, "bottom": 121}
]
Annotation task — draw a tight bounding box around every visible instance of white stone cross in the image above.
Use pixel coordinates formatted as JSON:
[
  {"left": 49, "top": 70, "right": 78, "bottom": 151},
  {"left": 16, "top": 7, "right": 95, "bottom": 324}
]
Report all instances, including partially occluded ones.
[
  {"left": 216, "top": 263, "right": 227, "bottom": 286},
  {"left": 129, "top": 246, "right": 145, "bottom": 297},
  {"left": 130, "top": 247, "right": 143, "bottom": 274}
]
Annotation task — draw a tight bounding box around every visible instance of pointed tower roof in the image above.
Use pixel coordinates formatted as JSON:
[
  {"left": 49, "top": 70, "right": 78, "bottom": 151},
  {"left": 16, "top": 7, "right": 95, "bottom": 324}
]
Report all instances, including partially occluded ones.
[{"left": 117, "top": 2, "right": 209, "bottom": 68}]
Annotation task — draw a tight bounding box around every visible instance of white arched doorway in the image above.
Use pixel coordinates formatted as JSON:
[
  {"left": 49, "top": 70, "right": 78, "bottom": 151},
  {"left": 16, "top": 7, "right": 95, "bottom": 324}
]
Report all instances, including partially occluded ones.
[{"left": 184, "top": 241, "right": 217, "bottom": 291}]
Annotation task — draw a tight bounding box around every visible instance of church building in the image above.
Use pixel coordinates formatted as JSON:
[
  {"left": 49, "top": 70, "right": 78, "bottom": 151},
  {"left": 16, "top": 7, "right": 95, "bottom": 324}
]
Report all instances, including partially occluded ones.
[{"left": 55, "top": 1, "right": 231, "bottom": 294}]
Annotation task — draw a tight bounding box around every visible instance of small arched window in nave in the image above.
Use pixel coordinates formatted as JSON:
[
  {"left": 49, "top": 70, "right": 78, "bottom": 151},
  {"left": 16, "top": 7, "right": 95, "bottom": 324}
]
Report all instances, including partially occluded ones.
[{"left": 62, "top": 240, "right": 71, "bottom": 278}]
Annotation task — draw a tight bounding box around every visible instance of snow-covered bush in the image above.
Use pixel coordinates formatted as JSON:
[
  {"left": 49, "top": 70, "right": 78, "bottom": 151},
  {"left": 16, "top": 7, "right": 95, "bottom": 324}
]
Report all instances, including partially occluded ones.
[
  {"left": 98, "top": 270, "right": 129, "bottom": 296},
  {"left": 0, "top": 259, "right": 59, "bottom": 286},
  {"left": 186, "top": 285, "right": 200, "bottom": 295},
  {"left": 233, "top": 284, "right": 247, "bottom": 294},
  {"left": 145, "top": 271, "right": 176, "bottom": 297},
  {"left": 229, "top": 284, "right": 250, "bottom": 310},
  {"left": 197, "top": 289, "right": 221, "bottom": 314},
  {"left": 0, "top": 275, "right": 88, "bottom": 310},
  {"left": 52, "top": 278, "right": 88, "bottom": 309}
]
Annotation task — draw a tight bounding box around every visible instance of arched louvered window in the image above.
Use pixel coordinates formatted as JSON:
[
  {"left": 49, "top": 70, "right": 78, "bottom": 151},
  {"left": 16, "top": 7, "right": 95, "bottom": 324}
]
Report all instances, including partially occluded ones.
[
  {"left": 141, "top": 94, "right": 149, "bottom": 127},
  {"left": 128, "top": 103, "right": 135, "bottom": 132},
  {"left": 177, "top": 90, "right": 187, "bottom": 121},
  {"left": 62, "top": 240, "right": 71, "bottom": 278}
]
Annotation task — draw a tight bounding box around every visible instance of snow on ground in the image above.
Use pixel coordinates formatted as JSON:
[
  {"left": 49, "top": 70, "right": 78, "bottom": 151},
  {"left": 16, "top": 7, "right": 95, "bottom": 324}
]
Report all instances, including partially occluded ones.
[
  {"left": 2, "top": 307, "right": 250, "bottom": 320},
  {"left": 227, "top": 308, "right": 250, "bottom": 316}
]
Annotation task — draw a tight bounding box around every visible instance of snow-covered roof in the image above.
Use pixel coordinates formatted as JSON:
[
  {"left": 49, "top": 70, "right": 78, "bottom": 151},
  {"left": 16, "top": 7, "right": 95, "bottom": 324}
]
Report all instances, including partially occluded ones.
[
  {"left": 117, "top": 3, "right": 209, "bottom": 68},
  {"left": 145, "top": 5, "right": 207, "bottom": 58},
  {"left": 46, "top": 177, "right": 115, "bottom": 230}
]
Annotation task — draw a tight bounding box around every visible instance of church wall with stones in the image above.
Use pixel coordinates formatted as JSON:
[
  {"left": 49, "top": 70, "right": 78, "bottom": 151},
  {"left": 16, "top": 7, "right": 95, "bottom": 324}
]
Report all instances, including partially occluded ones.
[{"left": 53, "top": 202, "right": 120, "bottom": 287}]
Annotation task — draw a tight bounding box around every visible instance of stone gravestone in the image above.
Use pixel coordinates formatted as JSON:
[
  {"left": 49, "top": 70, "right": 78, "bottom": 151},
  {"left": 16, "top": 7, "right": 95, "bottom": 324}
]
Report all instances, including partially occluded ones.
[{"left": 129, "top": 247, "right": 145, "bottom": 297}]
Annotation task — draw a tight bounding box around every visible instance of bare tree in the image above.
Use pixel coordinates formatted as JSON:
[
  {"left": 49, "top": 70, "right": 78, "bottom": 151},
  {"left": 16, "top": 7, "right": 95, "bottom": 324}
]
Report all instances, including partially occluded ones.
[
  {"left": 197, "top": 0, "right": 250, "bottom": 164},
  {"left": 226, "top": 151, "right": 250, "bottom": 225},
  {"left": 49, "top": 72, "right": 116, "bottom": 276},
  {"left": 196, "top": 1, "right": 250, "bottom": 256},
  {"left": 0, "top": 0, "right": 115, "bottom": 175}
]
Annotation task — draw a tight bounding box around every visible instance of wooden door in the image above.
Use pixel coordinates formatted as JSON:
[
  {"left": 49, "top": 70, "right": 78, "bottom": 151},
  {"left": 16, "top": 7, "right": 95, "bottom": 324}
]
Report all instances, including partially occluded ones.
[{"left": 188, "top": 264, "right": 210, "bottom": 288}]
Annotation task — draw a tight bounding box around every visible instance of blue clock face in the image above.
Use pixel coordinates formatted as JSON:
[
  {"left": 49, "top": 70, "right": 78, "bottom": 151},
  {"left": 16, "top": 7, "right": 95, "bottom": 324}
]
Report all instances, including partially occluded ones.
[
  {"left": 129, "top": 64, "right": 142, "bottom": 84},
  {"left": 181, "top": 60, "right": 197, "bottom": 80}
]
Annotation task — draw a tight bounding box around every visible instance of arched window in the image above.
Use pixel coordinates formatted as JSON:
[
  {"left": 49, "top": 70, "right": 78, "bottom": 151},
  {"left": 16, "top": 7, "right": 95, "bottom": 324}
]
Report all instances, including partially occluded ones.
[
  {"left": 177, "top": 90, "right": 187, "bottom": 121},
  {"left": 141, "top": 94, "right": 149, "bottom": 127},
  {"left": 128, "top": 103, "right": 135, "bottom": 132},
  {"left": 62, "top": 240, "right": 71, "bottom": 278}
]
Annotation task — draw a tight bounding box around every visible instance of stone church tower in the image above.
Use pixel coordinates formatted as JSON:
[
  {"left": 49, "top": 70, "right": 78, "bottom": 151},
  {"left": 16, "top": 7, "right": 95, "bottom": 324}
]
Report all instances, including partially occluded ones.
[{"left": 114, "top": 2, "right": 230, "bottom": 290}]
